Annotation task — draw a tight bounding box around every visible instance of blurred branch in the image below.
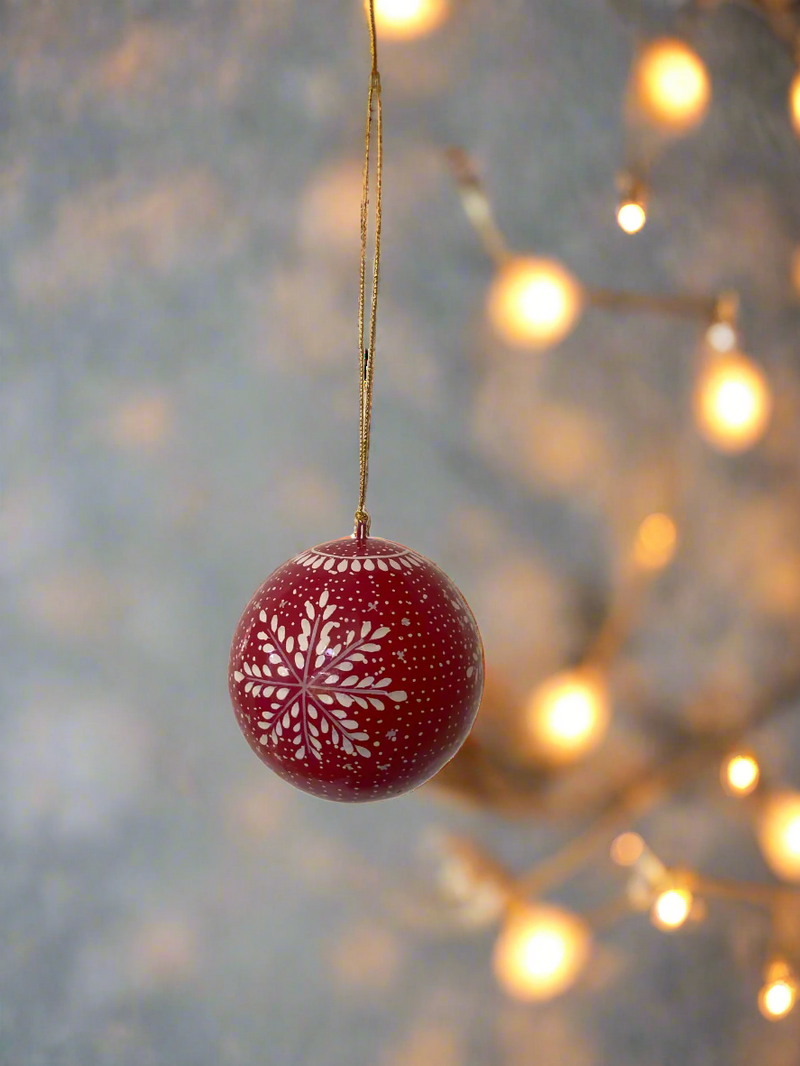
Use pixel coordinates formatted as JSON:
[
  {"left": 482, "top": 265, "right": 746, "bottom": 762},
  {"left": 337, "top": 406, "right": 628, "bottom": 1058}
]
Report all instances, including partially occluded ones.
[
  {"left": 726, "top": 0, "right": 800, "bottom": 54},
  {"left": 686, "top": 870, "right": 790, "bottom": 907},
  {"left": 586, "top": 286, "right": 717, "bottom": 321},
  {"left": 446, "top": 146, "right": 725, "bottom": 324},
  {"left": 445, "top": 147, "right": 510, "bottom": 265}
]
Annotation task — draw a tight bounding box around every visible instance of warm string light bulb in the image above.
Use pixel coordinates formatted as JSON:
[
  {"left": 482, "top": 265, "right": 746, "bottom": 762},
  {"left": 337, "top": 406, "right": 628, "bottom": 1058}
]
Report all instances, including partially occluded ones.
[
  {"left": 617, "top": 199, "right": 647, "bottom": 235},
  {"left": 633, "top": 38, "right": 711, "bottom": 131},
  {"left": 720, "top": 752, "right": 760, "bottom": 797},
  {"left": 758, "top": 792, "right": 800, "bottom": 882},
  {"left": 487, "top": 256, "right": 583, "bottom": 349},
  {"left": 651, "top": 886, "right": 693, "bottom": 931},
  {"left": 633, "top": 512, "right": 678, "bottom": 570},
  {"left": 759, "top": 962, "right": 798, "bottom": 1021},
  {"left": 693, "top": 352, "right": 772, "bottom": 453},
  {"left": 761, "top": 979, "right": 796, "bottom": 1020},
  {"left": 493, "top": 904, "right": 591, "bottom": 1000},
  {"left": 371, "top": 0, "right": 448, "bottom": 39},
  {"left": 524, "top": 669, "right": 609, "bottom": 764},
  {"left": 610, "top": 832, "right": 646, "bottom": 868},
  {"left": 789, "top": 71, "right": 800, "bottom": 135},
  {"left": 705, "top": 320, "right": 738, "bottom": 353}
]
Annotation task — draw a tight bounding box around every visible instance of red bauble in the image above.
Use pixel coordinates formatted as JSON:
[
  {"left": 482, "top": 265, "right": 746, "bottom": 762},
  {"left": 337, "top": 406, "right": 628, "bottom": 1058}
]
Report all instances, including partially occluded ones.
[{"left": 228, "top": 530, "right": 484, "bottom": 802}]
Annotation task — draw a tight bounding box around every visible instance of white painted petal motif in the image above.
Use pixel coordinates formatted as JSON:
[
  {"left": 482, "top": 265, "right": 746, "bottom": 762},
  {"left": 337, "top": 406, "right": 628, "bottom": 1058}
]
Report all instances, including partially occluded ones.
[{"left": 235, "top": 589, "right": 413, "bottom": 766}]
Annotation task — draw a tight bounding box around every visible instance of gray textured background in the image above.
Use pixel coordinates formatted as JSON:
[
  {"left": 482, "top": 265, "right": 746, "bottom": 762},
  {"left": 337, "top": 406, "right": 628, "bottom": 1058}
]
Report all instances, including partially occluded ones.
[{"left": 5, "top": 0, "right": 800, "bottom": 1063}]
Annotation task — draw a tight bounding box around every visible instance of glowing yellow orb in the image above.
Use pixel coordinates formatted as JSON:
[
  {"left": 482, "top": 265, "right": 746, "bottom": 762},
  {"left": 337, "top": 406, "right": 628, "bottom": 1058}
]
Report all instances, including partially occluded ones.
[
  {"left": 760, "top": 978, "right": 797, "bottom": 1021},
  {"left": 371, "top": 0, "right": 448, "bottom": 39},
  {"left": 487, "top": 256, "right": 583, "bottom": 349},
  {"left": 651, "top": 887, "right": 692, "bottom": 931},
  {"left": 617, "top": 200, "right": 646, "bottom": 234},
  {"left": 694, "top": 353, "right": 771, "bottom": 453},
  {"left": 493, "top": 904, "right": 591, "bottom": 1000},
  {"left": 633, "top": 38, "right": 710, "bottom": 130},
  {"left": 790, "top": 71, "right": 800, "bottom": 135},
  {"left": 758, "top": 792, "right": 800, "bottom": 882},
  {"left": 720, "top": 752, "right": 760, "bottom": 797},
  {"left": 525, "top": 670, "right": 609, "bottom": 764},
  {"left": 634, "top": 512, "right": 678, "bottom": 570}
]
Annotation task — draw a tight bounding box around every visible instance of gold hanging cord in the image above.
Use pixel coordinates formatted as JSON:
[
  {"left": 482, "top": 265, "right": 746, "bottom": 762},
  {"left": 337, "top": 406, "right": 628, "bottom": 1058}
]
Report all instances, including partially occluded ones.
[{"left": 355, "top": 0, "right": 383, "bottom": 534}]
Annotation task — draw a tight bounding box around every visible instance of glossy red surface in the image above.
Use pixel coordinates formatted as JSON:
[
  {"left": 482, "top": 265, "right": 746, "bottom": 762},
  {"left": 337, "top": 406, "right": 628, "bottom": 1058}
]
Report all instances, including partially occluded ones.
[{"left": 228, "top": 531, "right": 484, "bottom": 802}]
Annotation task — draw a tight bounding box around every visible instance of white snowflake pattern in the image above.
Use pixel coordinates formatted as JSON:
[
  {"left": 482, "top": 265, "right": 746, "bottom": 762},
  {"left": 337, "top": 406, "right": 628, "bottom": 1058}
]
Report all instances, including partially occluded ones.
[{"left": 233, "top": 589, "right": 407, "bottom": 764}]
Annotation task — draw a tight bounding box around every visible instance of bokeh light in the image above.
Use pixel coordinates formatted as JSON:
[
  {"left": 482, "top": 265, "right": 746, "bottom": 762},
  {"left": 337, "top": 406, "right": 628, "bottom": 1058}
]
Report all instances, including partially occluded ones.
[
  {"left": 633, "top": 512, "right": 678, "bottom": 570},
  {"left": 760, "top": 979, "right": 796, "bottom": 1020},
  {"left": 617, "top": 200, "right": 646, "bottom": 234},
  {"left": 789, "top": 71, "right": 800, "bottom": 135},
  {"left": 705, "top": 320, "right": 738, "bottom": 353},
  {"left": 493, "top": 904, "right": 591, "bottom": 1000},
  {"left": 610, "top": 832, "right": 645, "bottom": 867},
  {"left": 633, "top": 38, "right": 711, "bottom": 130},
  {"left": 525, "top": 669, "right": 609, "bottom": 763},
  {"left": 694, "top": 353, "right": 772, "bottom": 452},
  {"left": 758, "top": 792, "right": 800, "bottom": 882},
  {"left": 487, "top": 256, "right": 583, "bottom": 349},
  {"left": 759, "top": 962, "right": 798, "bottom": 1021},
  {"left": 720, "top": 752, "right": 760, "bottom": 797},
  {"left": 372, "top": 0, "right": 448, "bottom": 39},
  {"left": 108, "top": 393, "right": 172, "bottom": 451},
  {"left": 651, "top": 887, "right": 693, "bottom": 931},
  {"left": 791, "top": 246, "right": 800, "bottom": 297}
]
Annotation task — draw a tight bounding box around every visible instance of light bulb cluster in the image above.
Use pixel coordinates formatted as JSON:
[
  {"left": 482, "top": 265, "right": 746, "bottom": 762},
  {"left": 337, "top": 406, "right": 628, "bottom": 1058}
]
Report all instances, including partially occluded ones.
[
  {"left": 447, "top": 149, "right": 774, "bottom": 455},
  {"left": 609, "top": 833, "right": 800, "bottom": 1018},
  {"left": 431, "top": 821, "right": 800, "bottom": 1015},
  {"left": 430, "top": 4, "right": 799, "bottom": 1026}
]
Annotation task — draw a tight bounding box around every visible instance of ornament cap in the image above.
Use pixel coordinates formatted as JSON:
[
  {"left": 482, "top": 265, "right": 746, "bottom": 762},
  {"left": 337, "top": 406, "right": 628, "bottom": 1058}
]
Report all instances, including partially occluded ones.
[{"left": 354, "top": 512, "right": 371, "bottom": 541}]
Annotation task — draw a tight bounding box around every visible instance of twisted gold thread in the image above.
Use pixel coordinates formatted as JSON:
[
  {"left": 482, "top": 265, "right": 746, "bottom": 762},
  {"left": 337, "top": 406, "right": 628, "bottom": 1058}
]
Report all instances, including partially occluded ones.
[{"left": 355, "top": 0, "right": 382, "bottom": 534}]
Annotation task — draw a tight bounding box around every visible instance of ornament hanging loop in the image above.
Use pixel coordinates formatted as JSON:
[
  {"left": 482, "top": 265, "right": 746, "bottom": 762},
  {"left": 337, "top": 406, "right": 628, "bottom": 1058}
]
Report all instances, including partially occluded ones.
[
  {"left": 355, "top": 1, "right": 383, "bottom": 531},
  {"left": 354, "top": 512, "right": 371, "bottom": 541}
]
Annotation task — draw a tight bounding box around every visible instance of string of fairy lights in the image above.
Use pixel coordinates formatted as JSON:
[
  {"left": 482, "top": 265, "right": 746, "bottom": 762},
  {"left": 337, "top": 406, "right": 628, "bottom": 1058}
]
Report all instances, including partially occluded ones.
[{"left": 367, "top": 0, "right": 800, "bottom": 1022}]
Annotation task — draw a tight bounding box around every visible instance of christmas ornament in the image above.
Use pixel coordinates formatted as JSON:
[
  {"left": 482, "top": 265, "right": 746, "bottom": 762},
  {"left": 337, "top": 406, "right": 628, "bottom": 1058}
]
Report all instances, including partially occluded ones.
[
  {"left": 227, "top": 0, "right": 484, "bottom": 801},
  {"left": 229, "top": 527, "right": 483, "bottom": 801}
]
